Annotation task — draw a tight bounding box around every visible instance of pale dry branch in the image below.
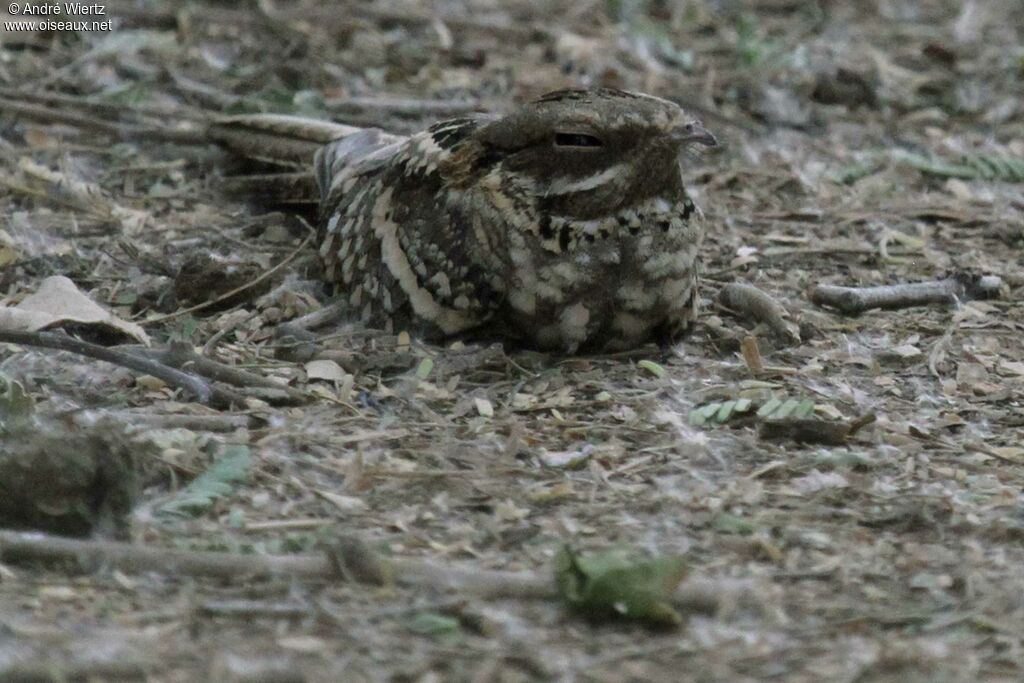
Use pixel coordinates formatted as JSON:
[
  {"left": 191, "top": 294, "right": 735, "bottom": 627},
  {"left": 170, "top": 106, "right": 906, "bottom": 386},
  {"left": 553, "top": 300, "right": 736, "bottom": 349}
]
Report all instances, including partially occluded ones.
[
  {"left": 810, "top": 274, "right": 1003, "bottom": 315},
  {"left": 0, "top": 329, "right": 226, "bottom": 406},
  {"left": 0, "top": 530, "right": 759, "bottom": 613}
]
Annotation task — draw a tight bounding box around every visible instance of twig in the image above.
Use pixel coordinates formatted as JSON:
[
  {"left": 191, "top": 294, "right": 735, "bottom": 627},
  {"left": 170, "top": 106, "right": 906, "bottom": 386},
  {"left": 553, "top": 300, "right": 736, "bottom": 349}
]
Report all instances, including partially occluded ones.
[
  {"left": 760, "top": 245, "right": 920, "bottom": 260},
  {"left": 809, "top": 274, "right": 1003, "bottom": 315},
  {"left": 718, "top": 282, "right": 800, "bottom": 345},
  {"left": 0, "top": 85, "right": 204, "bottom": 123},
  {"left": 280, "top": 299, "right": 350, "bottom": 332},
  {"left": 0, "top": 99, "right": 206, "bottom": 145},
  {"left": 0, "top": 530, "right": 756, "bottom": 613},
  {"left": 111, "top": 411, "right": 258, "bottom": 432},
  {"left": 143, "top": 228, "right": 315, "bottom": 325},
  {"left": 0, "top": 660, "right": 149, "bottom": 681},
  {"left": 0, "top": 529, "right": 546, "bottom": 598},
  {"left": 325, "top": 96, "right": 487, "bottom": 117},
  {"left": 133, "top": 343, "right": 309, "bottom": 405},
  {"left": 115, "top": 344, "right": 309, "bottom": 405},
  {"left": 163, "top": 68, "right": 243, "bottom": 111},
  {"left": 0, "top": 329, "right": 221, "bottom": 405},
  {"left": 197, "top": 599, "right": 312, "bottom": 619},
  {"left": 243, "top": 518, "right": 333, "bottom": 533},
  {"left": 0, "top": 327, "right": 312, "bottom": 407},
  {"left": 343, "top": 4, "right": 549, "bottom": 40},
  {"left": 202, "top": 310, "right": 259, "bottom": 356}
]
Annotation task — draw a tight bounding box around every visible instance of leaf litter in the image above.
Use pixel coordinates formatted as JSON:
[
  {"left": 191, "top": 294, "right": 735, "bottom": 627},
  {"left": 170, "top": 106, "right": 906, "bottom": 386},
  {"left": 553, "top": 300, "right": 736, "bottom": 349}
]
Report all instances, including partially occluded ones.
[{"left": 0, "top": 0, "right": 1022, "bottom": 680}]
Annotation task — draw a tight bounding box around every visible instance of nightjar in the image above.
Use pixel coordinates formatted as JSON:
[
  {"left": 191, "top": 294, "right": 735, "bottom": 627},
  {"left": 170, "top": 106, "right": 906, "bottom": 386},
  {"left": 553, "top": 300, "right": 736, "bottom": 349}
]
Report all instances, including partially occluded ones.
[{"left": 212, "top": 89, "right": 716, "bottom": 352}]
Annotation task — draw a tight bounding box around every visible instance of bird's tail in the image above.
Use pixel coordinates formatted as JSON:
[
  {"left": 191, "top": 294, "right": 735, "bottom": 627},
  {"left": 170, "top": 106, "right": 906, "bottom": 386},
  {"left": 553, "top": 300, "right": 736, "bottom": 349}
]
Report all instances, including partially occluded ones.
[
  {"left": 209, "top": 115, "right": 403, "bottom": 206},
  {"left": 205, "top": 114, "right": 364, "bottom": 205},
  {"left": 206, "top": 114, "right": 364, "bottom": 168}
]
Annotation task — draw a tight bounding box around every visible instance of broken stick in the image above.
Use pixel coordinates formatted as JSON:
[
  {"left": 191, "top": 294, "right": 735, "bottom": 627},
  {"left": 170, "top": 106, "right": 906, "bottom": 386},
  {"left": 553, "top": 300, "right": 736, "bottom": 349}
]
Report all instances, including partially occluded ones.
[
  {"left": 0, "top": 530, "right": 760, "bottom": 614},
  {"left": 809, "top": 274, "right": 1002, "bottom": 315},
  {"left": 0, "top": 329, "right": 222, "bottom": 405}
]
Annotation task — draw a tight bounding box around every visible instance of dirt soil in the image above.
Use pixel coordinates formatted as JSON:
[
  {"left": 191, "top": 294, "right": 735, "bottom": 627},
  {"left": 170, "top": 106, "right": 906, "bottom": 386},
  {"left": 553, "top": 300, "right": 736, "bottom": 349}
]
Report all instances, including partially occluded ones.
[{"left": 1, "top": 1, "right": 1023, "bottom": 681}]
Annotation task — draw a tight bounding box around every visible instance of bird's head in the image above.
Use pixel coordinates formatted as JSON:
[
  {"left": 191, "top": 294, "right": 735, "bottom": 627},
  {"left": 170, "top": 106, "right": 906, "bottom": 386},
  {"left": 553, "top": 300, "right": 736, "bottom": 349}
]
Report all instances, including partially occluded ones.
[{"left": 463, "top": 88, "right": 716, "bottom": 220}]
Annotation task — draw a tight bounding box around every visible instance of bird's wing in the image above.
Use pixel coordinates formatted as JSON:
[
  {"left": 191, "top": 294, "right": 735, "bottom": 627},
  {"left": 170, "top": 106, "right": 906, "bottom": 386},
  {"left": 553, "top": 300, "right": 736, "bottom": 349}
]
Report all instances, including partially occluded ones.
[{"left": 315, "top": 118, "right": 504, "bottom": 336}]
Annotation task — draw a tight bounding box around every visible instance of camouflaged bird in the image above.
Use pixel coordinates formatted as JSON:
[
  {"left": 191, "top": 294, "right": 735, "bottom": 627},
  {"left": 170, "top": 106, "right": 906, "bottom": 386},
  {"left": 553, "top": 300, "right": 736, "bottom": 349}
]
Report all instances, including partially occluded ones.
[{"left": 211, "top": 89, "right": 716, "bottom": 352}]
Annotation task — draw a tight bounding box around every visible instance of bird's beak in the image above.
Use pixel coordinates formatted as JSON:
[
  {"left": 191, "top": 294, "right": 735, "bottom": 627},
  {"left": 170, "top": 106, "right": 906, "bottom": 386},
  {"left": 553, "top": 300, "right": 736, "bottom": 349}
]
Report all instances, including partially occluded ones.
[{"left": 672, "top": 121, "right": 717, "bottom": 147}]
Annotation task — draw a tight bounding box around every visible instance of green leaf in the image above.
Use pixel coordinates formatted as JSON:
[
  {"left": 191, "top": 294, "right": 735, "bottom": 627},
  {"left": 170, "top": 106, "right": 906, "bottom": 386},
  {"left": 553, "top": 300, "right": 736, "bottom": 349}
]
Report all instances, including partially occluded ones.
[
  {"left": 971, "top": 155, "right": 1000, "bottom": 179},
  {"left": 712, "top": 512, "right": 757, "bottom": 535},
  {"left": 773, "top": 398, "right": 800, "bottom": 419},
  {"left": 715, "top": 400, "right": 737, "bottom": 423},
  {"left": 700, "top": 402, "right": 722, "bottom": 419},
  {"left": 735, "top": 13, "right": 770, "bottom": 67},
  {"left": 794, "top": 398, "right": 816, "bottom": 418},
  {"left": 226, "top": 508, "right": 246, "bottom": 528},
  {"left": 159, "top": 445, "right": 252, "bottom": 516},
  {"left": 689, "top": 401, "right": 722, "bottom": 426},
  {"left": 756, "top": 397, "right": 782, "bottom": 418},
  {"left": 637, "top": 359, "right": 666, "bottom": 378},
  {"left": 1006, "top": 157, "right": 1024, "bottom": 182},
  {"left": 899, "top": 151, "right": 1024, "bottom": 183},
  {"left": 690, "top": 395, "right": 816, "bottom": 429},
  {"left": 415, "top": 358, "right": 434, "bottom": 380},
  {"left": 408, "top": 612, "right": 462, "bottom": 640},
  {"left": 834, "top": 158, "right": 884, "bottom": 184},
  {"left": 554, "top": 546, "right": 688, "bottom": 627},
  {"left": 900, "top": 152, "right": 978, "bottom": 179}
]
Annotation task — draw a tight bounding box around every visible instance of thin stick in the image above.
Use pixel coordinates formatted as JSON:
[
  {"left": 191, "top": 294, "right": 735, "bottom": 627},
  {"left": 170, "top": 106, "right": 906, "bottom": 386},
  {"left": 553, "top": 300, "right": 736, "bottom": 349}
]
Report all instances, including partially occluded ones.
[
  {"left": 0, "top": 85, "right": 205, "bottom": 123},
  {"left": 0, "top": 100, "right": 207, "bottom": 145},
  {"left": 0, "top": 329, "right": 216, "bottom": 404},
  {"left": 0, "top": 660, "right": 149, "bottom": 681},
  {"left": 810, "top": 274, "right": 1002, "bottom": 315},
  {"left": 111, "top": 411, "right": 257, "bottom": 432},
  {"left": 143, "top": 229, "right": 315, "bottom": 325},
  {"left": 0, "top": 529, "right": 547, "bottom": 599},
  {"left": 136, "top": 343, "right": 309, "bottom": 405},
  {"left": 325, "top": 96, "right": 486, "bottom": 116},
  {"left": 202, "top": 310, "right": 259, "bottom": 357},
  {"left": 0, "top": 530, "right": 752, "bottom": 612}
]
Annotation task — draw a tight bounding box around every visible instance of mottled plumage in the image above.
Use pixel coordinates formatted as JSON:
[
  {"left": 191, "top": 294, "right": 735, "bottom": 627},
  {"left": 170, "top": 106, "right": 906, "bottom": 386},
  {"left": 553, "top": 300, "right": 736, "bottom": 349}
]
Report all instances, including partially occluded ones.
[{"left": 216, "top": 89, "right": 716, "bottom": 352}]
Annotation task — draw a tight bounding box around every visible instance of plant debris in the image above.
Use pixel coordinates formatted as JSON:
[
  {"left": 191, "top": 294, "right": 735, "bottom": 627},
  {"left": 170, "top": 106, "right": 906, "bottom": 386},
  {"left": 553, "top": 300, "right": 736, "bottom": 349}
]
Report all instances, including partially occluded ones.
[
  {"left": 0, "top": 0, "right": 1023, "bottom": 679},
  {"left": 555, "top": 546, "right": 689, "bottom": 627},
  {"left": 810, "top": 274, "right": 1003, "bottom": 315}
]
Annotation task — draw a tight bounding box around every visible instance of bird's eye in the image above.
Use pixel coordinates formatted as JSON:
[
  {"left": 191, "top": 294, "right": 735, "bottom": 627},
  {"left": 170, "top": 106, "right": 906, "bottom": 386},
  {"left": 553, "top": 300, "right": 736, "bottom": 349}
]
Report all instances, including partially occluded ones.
[{"left": 554, "top": 132, "right": 603, "bottom": 148}]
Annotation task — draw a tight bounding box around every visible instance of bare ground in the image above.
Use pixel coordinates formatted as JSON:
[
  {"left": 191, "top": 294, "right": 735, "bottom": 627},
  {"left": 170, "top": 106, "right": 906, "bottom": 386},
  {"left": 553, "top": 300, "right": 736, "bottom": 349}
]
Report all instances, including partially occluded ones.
[{"left": 1, "top": 1, "right": 1023, "bottom": 681}]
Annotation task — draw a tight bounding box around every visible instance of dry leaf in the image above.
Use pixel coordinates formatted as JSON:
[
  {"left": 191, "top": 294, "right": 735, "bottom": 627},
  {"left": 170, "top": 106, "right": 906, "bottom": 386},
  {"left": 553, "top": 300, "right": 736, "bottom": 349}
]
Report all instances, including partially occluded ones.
[
  {"left": 314, "top": 489, "right": 369, "bottom": 513},
  {"left": 474, "top": 397, "right": 494, "bottom": 417},
  {"left": 305, "top": 359, "right": 347, "bottom": 382},
  {"left": 0, "top": 275, "right": 149, "bottom": 344},
  {"left": 788, "top": 470, "right": 849, "bottom": 494}
]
